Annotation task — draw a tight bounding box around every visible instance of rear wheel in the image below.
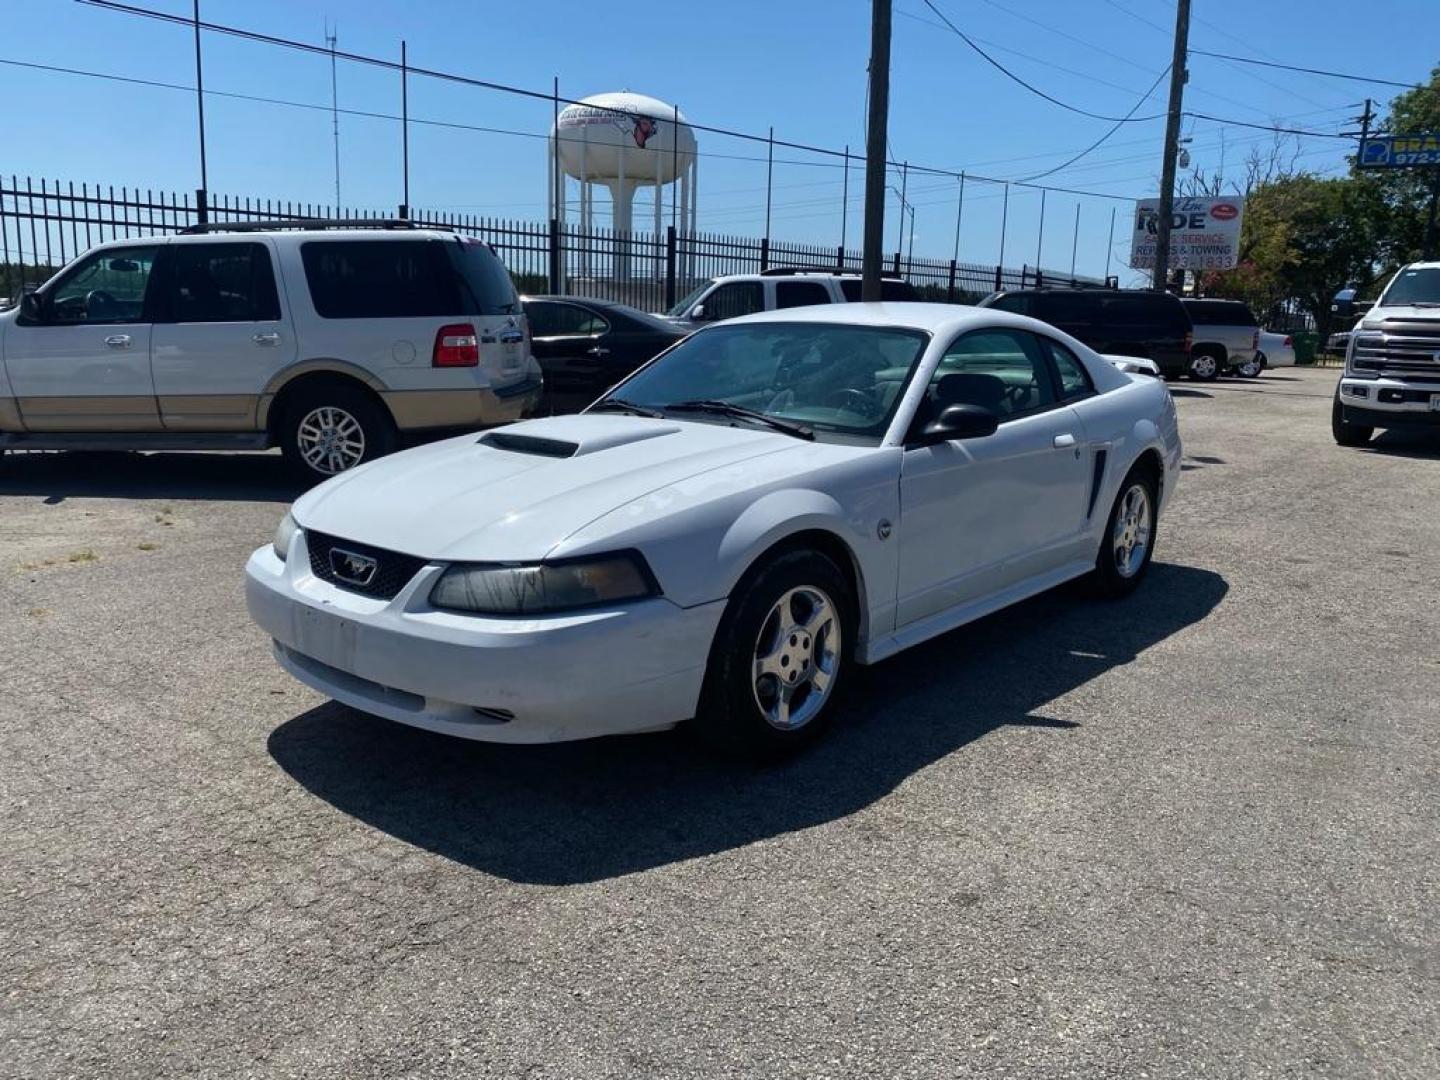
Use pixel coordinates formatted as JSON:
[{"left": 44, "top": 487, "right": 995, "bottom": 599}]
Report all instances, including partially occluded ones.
[
  {"left": 280, "top": 384, "right": 397, "bottom": 483},
  {"left": 1189, "top": 350, "right": 1221, "bottom": 381},
  {"left": 1236, "top": 356, "right": 1263, "bottom": 378},
  {"left": 694, "top": 549, "right": 855, "bottom": 757},
  {"left": 1092, "top": 464, "right": 1158, "bottom": 598},
  {"left": 1331, "top": 393, "right": 1373, "bottom": 447}
]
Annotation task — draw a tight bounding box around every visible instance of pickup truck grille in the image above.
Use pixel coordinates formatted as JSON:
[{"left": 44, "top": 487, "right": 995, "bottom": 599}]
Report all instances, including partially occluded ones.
[{"left": 1351, "top": 323, "right": 1440, "bottom": 380}]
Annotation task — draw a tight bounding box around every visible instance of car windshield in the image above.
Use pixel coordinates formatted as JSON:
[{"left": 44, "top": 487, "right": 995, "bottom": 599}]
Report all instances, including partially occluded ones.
[
  {"left": 666, "top": 281, "right": 713, "bottom": 317},
  {"left": 1379, "top": 267, "right": 1440, "bottom": 307},
  {"left": 602, "top": 322, "right": 929, "bottom": 443}
]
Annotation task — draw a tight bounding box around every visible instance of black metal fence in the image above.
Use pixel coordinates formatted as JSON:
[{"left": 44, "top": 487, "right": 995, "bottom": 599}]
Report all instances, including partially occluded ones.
[{"left": 1, "top": 175, "right": 1106, "bottom": 311}]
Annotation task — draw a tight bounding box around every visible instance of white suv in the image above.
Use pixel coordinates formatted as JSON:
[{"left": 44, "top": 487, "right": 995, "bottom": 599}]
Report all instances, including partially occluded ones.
[
  {"left": 0, "top": 221, "right": 542, "bottom": 480},
  {"left": 663, "top": 268, "right": 920, "bottom": 328}
]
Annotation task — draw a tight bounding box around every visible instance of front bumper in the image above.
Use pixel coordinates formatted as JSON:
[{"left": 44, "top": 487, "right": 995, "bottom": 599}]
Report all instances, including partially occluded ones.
[
  {"left": 1338, "top": 377, "right": 1440, "bottom": 427},
  {"left": 245, "top": 535, "right": 725, "bottom": 744}
]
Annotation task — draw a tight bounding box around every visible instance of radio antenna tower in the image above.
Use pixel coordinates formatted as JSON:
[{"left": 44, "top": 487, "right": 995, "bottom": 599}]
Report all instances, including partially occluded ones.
[{"left": 325, "top": 20, "right": 341, "bottom": 208}]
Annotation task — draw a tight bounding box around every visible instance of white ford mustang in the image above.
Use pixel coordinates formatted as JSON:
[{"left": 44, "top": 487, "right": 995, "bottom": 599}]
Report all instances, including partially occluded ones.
[{"left": 246, "top": 303, "right": 1181, "bottom": 754}]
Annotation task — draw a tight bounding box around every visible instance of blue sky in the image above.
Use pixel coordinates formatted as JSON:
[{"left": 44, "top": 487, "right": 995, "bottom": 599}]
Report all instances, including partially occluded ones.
[{"left": 3, "top": 0, "right": 1436, "bottom": 281}]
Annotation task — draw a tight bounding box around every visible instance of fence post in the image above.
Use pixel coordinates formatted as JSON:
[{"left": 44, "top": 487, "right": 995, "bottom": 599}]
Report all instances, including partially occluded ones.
[
  {"left": 760, "top": 236, "right": 770, "bottom": 272},
  {"left": 1036, "top": 267, "right": 1044, "bottom": 288},
  {"left": 994, "top": 265, "right": 1002, "bottom": 292},
  {"left": 836, "top": 244, "right": 845, "bottom": 271},
  {"left": 947, "top": 259, "right": 957, "bottom": 303},
  {"left": 891, "top": 251, "right": 900, "bottom": 277},
  {"left": 664, "top": 225, "right": 677, "bottom": 309},
  {"left": 195, "top": 187, "right": 208, "bottom": 226},
  {"left": 548, "top": 217, "right": 561, "bottom": 293}
]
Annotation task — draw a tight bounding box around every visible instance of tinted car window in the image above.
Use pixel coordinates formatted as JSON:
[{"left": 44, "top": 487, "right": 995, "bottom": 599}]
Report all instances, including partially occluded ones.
[
  {"left": 526, "top": 301, "right": 608, "bottom": 336},
  {"left": 704, "top": 281, "right": 764, "bottom": 320},
  {"left": 984, "top": 293, "right": 1032, "bottom": 316},
  {"left": 1100, "top": 294, "right": 1188, "bottom": 328},
  {"left": 933, "top": 329, "right": 1055, "bottom": 420},
  {"left": 1042, "top": 338, "right": 1095, "bottom": 400},
  {"left": 302, "top": 240, "right": 462, "bottom": 319},
  {"left": 45, "top": 245, "right": 161, "bottom": 324},
  {"left": 776, "top": 281, "right": 832, "bottom": 309},
  {"left": 447, "top": 239, "right": 518, "bottom": 315},
  {"left": 837, "top": 279, "right": 920, "bottom": 302},
  {"left": 1032, "top": 292, "right": 1093, "bottom": 325},
  {"left": 169, "top": 242, "right": 280, "bottom": 322},
  {"left": 1184, "top": 300, "right": 1258, "bottom": 326}
]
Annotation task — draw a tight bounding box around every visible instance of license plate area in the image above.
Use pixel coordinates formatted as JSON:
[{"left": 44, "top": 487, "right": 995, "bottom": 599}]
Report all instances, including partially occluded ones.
[{"left": 292, "top": 603, "right": 361, "bottom": 671}]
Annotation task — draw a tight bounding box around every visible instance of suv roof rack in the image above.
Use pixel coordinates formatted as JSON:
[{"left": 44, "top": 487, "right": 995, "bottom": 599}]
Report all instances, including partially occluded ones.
[
  {"left": 760, "top": 266, "right": 906, "bottom": 280},
  {"left": 178, "top": 218, "right": 432, "bottom": 235}
]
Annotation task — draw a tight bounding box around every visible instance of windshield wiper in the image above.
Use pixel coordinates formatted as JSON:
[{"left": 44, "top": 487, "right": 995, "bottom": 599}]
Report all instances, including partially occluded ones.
[
  {"left": 663, "top": 400, "right": 814, "bottom": 440},
  {"left": 588, "top": 398, "right": 667, "bottom": 419}
]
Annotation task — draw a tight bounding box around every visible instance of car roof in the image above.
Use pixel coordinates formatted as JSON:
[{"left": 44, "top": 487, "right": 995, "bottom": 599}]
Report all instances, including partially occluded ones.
[{"left": 714, "top": 300, "right": 1013, "bottom": 336}]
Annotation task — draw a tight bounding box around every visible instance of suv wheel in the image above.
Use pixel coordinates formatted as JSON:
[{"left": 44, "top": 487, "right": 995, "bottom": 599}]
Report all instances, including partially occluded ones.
[
  {"left": 281, "top": 385, "right": 397, "bottom": 482},
  {"left": 694, "top": 549, "right": 856, "bottom": 757},
  {"left": 1331, "top": 393, "right": 1373, "bottom": 447},
  {"left": 1189, "top": 350, "right": 1221, "bottom": 381},
  {"left": 1236, "top": 356, "right": 1263, "bottom": 378}
]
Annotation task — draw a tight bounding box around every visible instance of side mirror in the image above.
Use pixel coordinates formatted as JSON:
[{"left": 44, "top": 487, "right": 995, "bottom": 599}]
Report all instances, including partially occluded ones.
[
  {"left": 1354, "top": 299, "right": 1374, "bottom": 316},
  {"left": 1331, "top": 299, "right": 1354, "bottom": 319},
  {"left": 690, "top": 303, "right": 708, "bottom": 321},
  {"left": 17, "top": 290, "right": 42, "bottom": 323},
  {"left": 910, "top": 403, "right": 999, "bottom": 447}
]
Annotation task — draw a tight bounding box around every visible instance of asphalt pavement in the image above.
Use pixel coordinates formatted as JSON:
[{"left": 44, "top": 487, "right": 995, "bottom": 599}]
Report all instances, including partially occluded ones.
[{"left": 2, "top": 365, "right": 1437, "bottom": 1078}]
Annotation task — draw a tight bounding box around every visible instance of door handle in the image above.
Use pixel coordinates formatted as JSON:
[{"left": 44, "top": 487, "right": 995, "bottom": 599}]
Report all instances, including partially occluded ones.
[
  {"left": 586, "top": 346, "right": 611, "bottom": 358},
  {"left": 104, "top": 334, "right": 132, "bottom": 349},
  {"left": 252, "top": 332, "right": 282, "bottom": 347},
  {"left": 1053, "top": 433, "right": 1076, "bottom": 448}
]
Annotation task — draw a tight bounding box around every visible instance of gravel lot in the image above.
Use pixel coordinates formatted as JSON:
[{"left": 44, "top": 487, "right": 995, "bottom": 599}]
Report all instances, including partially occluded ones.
[{"left": 3, "top": 365, "right": 1437, "bottom": 1079}]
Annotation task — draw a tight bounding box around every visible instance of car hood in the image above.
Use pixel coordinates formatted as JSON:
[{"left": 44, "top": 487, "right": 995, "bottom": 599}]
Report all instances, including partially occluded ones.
[
  {"left": 292, "top": 414, "right": 798, "bottom": 561},
  {"left": 1362, "top": 306, "right": 1440, "bottom": 328}
]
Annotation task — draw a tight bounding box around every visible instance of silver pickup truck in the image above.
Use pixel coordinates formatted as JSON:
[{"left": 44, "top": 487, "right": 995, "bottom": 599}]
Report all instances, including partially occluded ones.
[{"left": 1182, "top": 298, "right": 1262, "bottom": 380}]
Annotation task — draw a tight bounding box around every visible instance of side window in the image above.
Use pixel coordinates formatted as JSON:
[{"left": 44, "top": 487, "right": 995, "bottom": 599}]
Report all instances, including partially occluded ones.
[
  {"left": 1042, "top": 339, "right": 1095, "bottom": 401},
  {"left": 170, "top": 242, "right": 280, "bottom": 323},
  {"left": 926, "top": 328, "right": 1056, "bottom": 421},
  {"left": 985, "top": 293, "right": 1030, "bottom": 316},
  {"left": 528, "top": 302, "right": 607, "bottom": 337},
  {"left": 703, "top": 281, "right": 764, "bottom": 320},
  {"left": 301, "top": 240, "right": 461, "bottom": 319},
  {"left": 775, "top": 281, "right": 831, "bottom": 309},
  {"left": 44, "top": 245, "right": 161, "bottom": 325}
]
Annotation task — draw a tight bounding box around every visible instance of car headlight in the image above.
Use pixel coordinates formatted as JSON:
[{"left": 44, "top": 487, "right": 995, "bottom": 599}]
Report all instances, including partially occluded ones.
[
  {"left": 273, "top": 511, "right": 299, "bottom": 561},
  {"left": 430, "top": 552, "right": 658, "bottom": 614}
]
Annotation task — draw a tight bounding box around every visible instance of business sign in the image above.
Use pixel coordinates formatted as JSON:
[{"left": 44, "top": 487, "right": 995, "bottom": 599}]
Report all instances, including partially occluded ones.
[
  {"left": 1358, "top": 134, "right": 1440, "bottom": 169},
  {"left": 1130, "top": 195, "right": 1245, "bottom": 271}
]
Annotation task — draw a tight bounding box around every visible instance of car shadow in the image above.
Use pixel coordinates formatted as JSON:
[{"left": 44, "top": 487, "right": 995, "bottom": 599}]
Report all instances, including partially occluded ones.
[
  {"left": 267, "top": 562, "right": 1228, "bottom": 885},
  {"left": 1167, "top": 387, "right": 1212, "bottom": 398},
  {"left": 0, "top": 450, "right": 303, "bottom": 503},
  {"left": 1359, "top": 429, "right": 1440, "bottom": 460}
]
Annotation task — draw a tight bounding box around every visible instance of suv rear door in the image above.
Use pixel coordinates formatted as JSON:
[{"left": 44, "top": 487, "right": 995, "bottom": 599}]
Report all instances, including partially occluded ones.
[{"left": 150, "top": 239, "right": 296, "bottom": 430}]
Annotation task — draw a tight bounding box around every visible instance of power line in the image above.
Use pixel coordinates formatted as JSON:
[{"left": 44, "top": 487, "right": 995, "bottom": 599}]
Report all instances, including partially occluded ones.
[
  {"left": 1189, "top": 48, "right": 1422, "bottom": 91},
  {"left": 1185, "top": 112, "right": 1353, "bottom": 139},
  {"left": 918, "top": 0, "right": 1166, "bottom": 123},
  {"left": 1019, "top": 65, "right": 1171, "bottom": 182}
]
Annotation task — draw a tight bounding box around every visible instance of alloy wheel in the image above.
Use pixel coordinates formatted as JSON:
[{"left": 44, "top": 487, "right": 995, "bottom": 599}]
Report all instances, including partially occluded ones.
[
  {"left": 751, "top": 585, "right": 841, "bottom": 731},
  {"left": 1112, "top": 482, "right": 1153, "bottom": 579},
  {"left": 296, "top": 406, "right": 366, "bottom": 475}
]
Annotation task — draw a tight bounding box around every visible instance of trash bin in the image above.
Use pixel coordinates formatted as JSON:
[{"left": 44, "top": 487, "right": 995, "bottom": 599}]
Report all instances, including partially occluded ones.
[{"left": 1292, "top": 331, "right": 1319, "bottom": 365}]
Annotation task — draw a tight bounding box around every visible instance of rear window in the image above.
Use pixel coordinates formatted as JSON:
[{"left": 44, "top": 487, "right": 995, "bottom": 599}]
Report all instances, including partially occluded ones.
[
  {"left": 447, "top": 238, "right": 517, "bottom": 315},
  {"left": 301, "top": 239, "right": 463, "bottom": 319},
  {"left": 1184, "top": 300, "right": 1258, "bottom": 326},
  {"left": 837, "top": 278, "right": 919, "bottom": 302}
]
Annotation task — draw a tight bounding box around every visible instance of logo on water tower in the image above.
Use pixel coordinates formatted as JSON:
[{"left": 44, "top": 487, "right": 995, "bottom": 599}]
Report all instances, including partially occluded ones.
[{"left": 628, "top": 114, "right": 659, "bottom": 149}]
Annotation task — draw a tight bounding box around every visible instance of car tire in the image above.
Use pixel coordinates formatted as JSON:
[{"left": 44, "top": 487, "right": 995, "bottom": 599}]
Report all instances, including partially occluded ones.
[
  {"left": 1331, "top": 393, "right": 1373, "bottom": 447},
  {"left": 280, "top": 384, "right": 397, "bottom": 483},
  {"left": 1092, "top": 463, "right": 1159, "bottom": 599},
  {"left": 1188, "top": 350, "right": 1222, "bottom": 381},
  {"left": 693, "top": 548, "right": 856, "bottom": 758},
  {"left": 1236, "top": 357, "right": 1262, "bottom": 378}
]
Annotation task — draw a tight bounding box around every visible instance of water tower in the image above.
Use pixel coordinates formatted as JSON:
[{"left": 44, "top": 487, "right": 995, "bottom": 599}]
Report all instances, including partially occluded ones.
[{"left": 550, "top": 91, "right": 698, "bottom": 283}]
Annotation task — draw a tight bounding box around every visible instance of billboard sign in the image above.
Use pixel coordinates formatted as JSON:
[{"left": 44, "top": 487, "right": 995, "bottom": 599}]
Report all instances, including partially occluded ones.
[
  {"left": 1130, "top": 195, "right": 1245, "bottom": 271},
  {"left": 1357, "top": 134, "right": 1440, "bottom": 169}
]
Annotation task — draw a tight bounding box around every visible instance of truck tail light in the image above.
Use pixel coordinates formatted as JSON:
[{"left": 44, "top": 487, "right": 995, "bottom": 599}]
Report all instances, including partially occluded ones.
[
  {"left": 433, "top": 323, "right": 479, "bottom": 367},
  {"left": 1184, "top": 331, "right": 1193, "bottom": 354}
]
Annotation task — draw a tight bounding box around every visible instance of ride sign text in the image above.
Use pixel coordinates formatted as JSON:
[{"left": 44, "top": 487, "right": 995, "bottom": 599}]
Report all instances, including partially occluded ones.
[{"left": 1130, "top": 195, "right": 1245, "bottom": 271}]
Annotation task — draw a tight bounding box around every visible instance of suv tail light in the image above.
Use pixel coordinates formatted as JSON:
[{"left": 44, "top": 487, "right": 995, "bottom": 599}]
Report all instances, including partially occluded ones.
[
  {"left": 433, "top": 323, "right": 479, "bottom": 367},
  {"left": 1184, "top": 330, "right": 1193, "bottom": 354}
]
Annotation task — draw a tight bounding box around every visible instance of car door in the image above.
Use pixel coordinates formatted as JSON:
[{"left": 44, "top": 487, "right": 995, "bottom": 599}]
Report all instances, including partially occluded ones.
[
  {"left": 5, "top": 243, "right": 163, "bottom": 430},
  {"left": 150, "top": 239, "right": 296, "bottom": 430},
  {"left": 895, "top": 327, "right": 1091, "bottom": 628},
  {"left": 527, "top": 300, "right": 614, "bottom": 413}
]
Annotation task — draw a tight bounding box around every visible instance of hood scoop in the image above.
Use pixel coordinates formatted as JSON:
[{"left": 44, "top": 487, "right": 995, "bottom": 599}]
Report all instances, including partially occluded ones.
[{"left": 478, "top": 416, "right": 683, "bottom": 458}]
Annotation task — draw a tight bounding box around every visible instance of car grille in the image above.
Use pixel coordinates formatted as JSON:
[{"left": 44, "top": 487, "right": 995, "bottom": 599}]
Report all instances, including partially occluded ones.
[
  {"left": 305, "top": 529, "right": 429, "bottom": 600},
  {"left": 1351, "top": 322, "right": 1440, "bottom": 380}
]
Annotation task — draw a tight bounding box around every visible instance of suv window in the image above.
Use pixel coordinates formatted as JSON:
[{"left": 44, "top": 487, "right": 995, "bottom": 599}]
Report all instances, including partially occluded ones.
[
  {"left": 44, "top": 245, "right": 161, "bottom": 324},
  {"left": 1100, "top": 293, "right": 1188, "bottom": 328},
  {"left": 1032, "top": 292, "right": 1093, "bottom": 325},
  {"left": 984, "top": 293, "right": 1032, "bottom": 316},
  {"left": 1184, "top": 299, "right": 1258, "bottom": 326},
  {"left": 776, "top": 280, "right": 832, "bottom": 309},
  {"left": 704, "top": 281, "right": 764, "bottom": 320},
  {"left": 838, "top": 278, "right": 920, "bottom": 302},
  {"left": 169, "top": 242, "right": 280, "bottom": 322},
  {"left": 1042, "top": 338, "right": 1095, "bottom": 401},
  {"left": 301, "top": 240, "right": 463, "bottom": 319},
  {"left": 527, "top": 301, "right": 608, "bottom": 337},
  {"left": 930, "top": 328, "right": 1056, "bottom": 420},
  {"left": 447, "top": 238, "right": 518, "bottom": 315}
]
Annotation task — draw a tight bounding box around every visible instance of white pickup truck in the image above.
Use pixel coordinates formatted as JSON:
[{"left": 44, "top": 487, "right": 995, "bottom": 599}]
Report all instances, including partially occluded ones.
[{"left": 1333, "top": 261, "right": 1440, "bottom": 446}]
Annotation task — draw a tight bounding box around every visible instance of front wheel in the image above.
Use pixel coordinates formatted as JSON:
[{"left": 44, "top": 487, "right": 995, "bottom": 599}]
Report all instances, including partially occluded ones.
[
  {"left": 694, "top": 549, "right": 855, "bottom": 757},
  {"left": 1189, "top": 351, "right": 1221, "bottom": 381},
  {"left": 1236, "top": 356, "right": 1263, "bottom": 378},
  {"left": 1092, "top": 466, "right": 1158, "bottom": 598},
  {"left": 1331, "top": 394, "right": 1373, "bottom": 447},
  {"left": 280, "top": 385, "right": 397, "bottom": 483}
]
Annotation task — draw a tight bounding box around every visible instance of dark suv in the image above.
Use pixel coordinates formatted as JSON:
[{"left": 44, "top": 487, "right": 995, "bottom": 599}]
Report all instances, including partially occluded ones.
[{"left": 978, "top": 288, "right": 1193, "bottom": 379}]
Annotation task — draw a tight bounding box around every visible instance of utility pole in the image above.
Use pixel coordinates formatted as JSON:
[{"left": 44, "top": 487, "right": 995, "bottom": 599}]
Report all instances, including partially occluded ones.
[
  {"left": 326, "top": 22, "right": 340, "bottom": 209},
  {"left": 399, "top": 40, "right": 410, "bottom": 218},
  {"left": 1426, "top": 169, "right": 1439, "bottom": 260},
  {"left": 1152, "top": 0, "right": 1190, "bottom": 292},
  {"left": 193, "top": 0, "right": 208, "bottom": 199},
  {"left": 861, "top": 0, "right": 891, "bottom": 302}
]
